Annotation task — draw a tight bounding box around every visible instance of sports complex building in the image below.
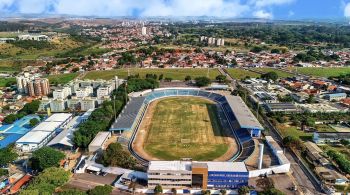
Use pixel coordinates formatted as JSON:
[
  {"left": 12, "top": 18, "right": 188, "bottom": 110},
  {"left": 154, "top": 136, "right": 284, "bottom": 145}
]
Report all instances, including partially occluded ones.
[{"left": 109, "top": 88, "right": 290, "bottom": 190}]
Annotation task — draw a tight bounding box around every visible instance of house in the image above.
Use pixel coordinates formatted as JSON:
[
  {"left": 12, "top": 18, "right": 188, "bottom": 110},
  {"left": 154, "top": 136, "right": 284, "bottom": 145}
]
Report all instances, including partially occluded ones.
[
  {"left": 304, "top": 142, "right": 330, "bottom": 166},
  {"left": 291, "top": 92, "right": 309, "bottom": 103},
  {"left": 313, "top": 132, "right": 350, "bottom": 144},
  {"left": 315, "top": 167, "right": 348, "bottom": 185},
  {"left": 324, "top": 93, "right": 347, "bottom": 101}
]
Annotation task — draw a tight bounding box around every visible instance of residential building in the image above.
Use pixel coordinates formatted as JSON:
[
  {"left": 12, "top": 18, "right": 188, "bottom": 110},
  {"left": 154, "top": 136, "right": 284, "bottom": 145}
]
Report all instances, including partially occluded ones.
[
  {"left": 315, "top": 167, "right": 348, "bottom": 185},
  {"left": 81, "top": 97, "right": 96, "bottom": 111},
  {"left": 324, "top": 93, "right": 347, "bottom": 101},
  {"left": 313, "top": 132, "right": 350, "bottom": 144},
  {"left": 304, "top": 141, "right": 330, "bottom": 166},
  {"left": 50, "top": 99, "right": 66, "bottom": 112}
]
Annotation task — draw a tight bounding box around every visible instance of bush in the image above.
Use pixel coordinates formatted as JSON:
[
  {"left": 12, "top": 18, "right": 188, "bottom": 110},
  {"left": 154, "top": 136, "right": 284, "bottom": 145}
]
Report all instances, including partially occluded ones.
[
  {"left": 88, "top": 185, "right": 113, "bottom": 195},
  {"left": 30, "top": 147, "right": 65, "bottom": 171},
  {"left": 326, "top": 150, "right": 350, "bottom": 174},
  {"left": 195, "top": 77, "right": 211, "bottom": 87},
  {"left": 20, "top": 167, "right": 70, "bottom": 195},
  {"left": 29, "top": 118, "right": 40, "bottom": 127}
]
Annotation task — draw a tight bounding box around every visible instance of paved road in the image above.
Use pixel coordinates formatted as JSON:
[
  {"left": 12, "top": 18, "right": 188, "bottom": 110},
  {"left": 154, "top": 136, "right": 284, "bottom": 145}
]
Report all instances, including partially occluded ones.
[{"left": 260, "top": 114, "right": 324, "bottom": 195}]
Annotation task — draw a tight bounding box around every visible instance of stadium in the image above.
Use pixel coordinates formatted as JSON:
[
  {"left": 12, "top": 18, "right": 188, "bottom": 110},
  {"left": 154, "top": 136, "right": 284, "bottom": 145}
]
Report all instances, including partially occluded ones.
[{"left": 110, "top": 88, "right": 264, "bottom": 165}]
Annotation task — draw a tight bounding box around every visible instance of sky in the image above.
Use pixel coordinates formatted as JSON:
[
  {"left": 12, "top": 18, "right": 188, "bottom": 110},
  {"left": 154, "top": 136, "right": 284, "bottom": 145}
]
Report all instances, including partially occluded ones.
[{"left": 0, "top": 0, "right": 349, "bottom": 20}]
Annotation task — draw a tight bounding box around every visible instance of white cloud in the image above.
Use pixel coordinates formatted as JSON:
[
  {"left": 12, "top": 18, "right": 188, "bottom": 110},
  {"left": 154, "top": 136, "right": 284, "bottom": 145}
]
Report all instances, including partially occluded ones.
[
  {"left": 344, "top": 2, "right": 350, "bottom": 17},
  {"left": 0, "top": 0, "right": 295, "bottom": 18},
  {"left": 250, "top": 0, "right": 295, "bottom": 8},
  {"left": 253, "top": 10, "right": 273, "bottom": 19},
  {"left": 288, "top": 10, "right": 294, "bottom": 17}
]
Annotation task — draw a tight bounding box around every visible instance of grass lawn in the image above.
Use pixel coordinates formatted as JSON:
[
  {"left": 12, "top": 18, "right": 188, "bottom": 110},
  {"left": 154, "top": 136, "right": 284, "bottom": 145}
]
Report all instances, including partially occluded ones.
[
  {"left": 254, "top": 68, "right": 294, "bottom": 78},
  {"left": 144, "top": 97, "right": 229, "bottom": 161},
  {"left": 225, "top": 68, "right": 261, "bottom": 79},
  {"left": 47, "top": 73, "right": 79, "bottom": 85},
  {"left": 84, "top": 68, "right": 220, "bottom": 80},
  {"left": 0, "top": 77, "right": 15, "bottom": 87},
  {"left": 315, "top": 124, "right": 337, "bottom": 132},
  {"left": 291, "top": 67, "right": 350, "bottom": 78},
  {"left": 276, "top": 123, "right": 312, "bottom": 141}
]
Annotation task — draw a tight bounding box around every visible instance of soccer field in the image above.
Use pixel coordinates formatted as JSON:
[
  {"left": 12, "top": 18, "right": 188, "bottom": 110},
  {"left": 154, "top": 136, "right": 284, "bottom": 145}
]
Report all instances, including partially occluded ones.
[{"left": 143, "top": 97, "right": 230, "bottom": 161}]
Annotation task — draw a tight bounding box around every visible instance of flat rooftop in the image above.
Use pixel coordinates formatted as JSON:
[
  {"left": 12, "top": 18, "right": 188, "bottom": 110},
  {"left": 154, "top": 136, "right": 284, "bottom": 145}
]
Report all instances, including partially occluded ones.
[
  {"left": 148, "top": 161, "right": 192, "bottom": 172},
  {"left": 148, "top": 161, "right": 247, "bottom": 172},
  {"left": 45, "top": 113, "right": 72, "bottom": 122},
  {"left": 16, "top": 131, "right": 51, "bottom": 144},
  {"left": 206, "top": 162, "right": 247, "bottom": 172},
  {"left": 225, "top": 95, "right": 263, "bottom": 130}
]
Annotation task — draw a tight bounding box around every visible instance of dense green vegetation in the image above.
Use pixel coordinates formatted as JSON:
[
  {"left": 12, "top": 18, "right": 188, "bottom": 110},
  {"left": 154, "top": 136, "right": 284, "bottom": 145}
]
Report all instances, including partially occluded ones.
[
  {"left": 3, "top": 100, "right": 40, "bottom": 124},
  {"left": 0, "top": 77, "right": 16, "bottom": 87},
  {"left": 30, "top": 147, "right": 65, "bottom": 171},
  {"left": 19, "top": 167, "right": 70, "bottom": 195},
  {"left": 87, "top": 185, "right": 113, "bottom": 195},
  {"left": 168, "top": 23, "right": 350, "bottom": 48},
  {"left": 293, "top": 49, "right": 339, "bottom": 62},
  {"left": 194, "top": 76, "right": 211, "bottom": 87},
  {"left": 11, "top": 40, "right": 52, "bottom": 50},
  {"left": 326, "top": 149, "right": 350, "bottom": 174},
  {"left": 330, "top": 73, "right": 350, "bottom": 85},
  {"left": 0, "top": 145, "right": 18, "bottom": 167},
  {"left": 73, "top": 78, "right": 158, "bottom": 148},
  {"left": 29, "top": 118, "right": 40, "bottom": 127},
  {"left": 97, "top": 143, "right": 136, "bottom": 169}
]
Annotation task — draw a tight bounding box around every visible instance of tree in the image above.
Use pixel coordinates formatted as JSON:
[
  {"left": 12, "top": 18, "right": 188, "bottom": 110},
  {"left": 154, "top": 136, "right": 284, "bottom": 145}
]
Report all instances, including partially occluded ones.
[
  {"left": 159, "top": 74, "right": 164, "bottom": 80},
  {"left": 306, "top": 94, "right": 316, "bottom": 104},
  {"left": 21, "top": 167, "right": 70, "bottom": 195},
  {"left": 220, "top": 189, "right": 227, "bottom": 195},
  {"left": 29, "top": 118, "right": 40, "bottom": 127},
  {"left": 97, "top": 143, "right": 136, "bottom": 169},
  {"left": 216, "top": 75, "right": 227, "bottom": 83},
  {"left": 164, "top": 77, "right": 173, "bottom": 82},
  {"left": 195, "top": 77, "right": 211, "bottom": 87},
  {"left": 340, "top": 139, "right": 350, "bottom": 147},
  {"left": 171, "top": 188, "right": 177, "bottom": 195},
  {"left": 3, "top": 114, "right": 18, "bottom": 124},
  {"left": 250, "top": 46, "right": 263, "bottom": 53},
  {"left": 201, "top": 190, "right": 211, "bottom": 195},
  {"left": 231, "top": 59, "right": 238, "bottom": 66},
  {"left": 58, "top": 189, "right": 87, "bottom": 195},
  {"left": 261, "top": 72, "right": 278, "bottom": 82},
  {"left": 238, "top": 186, "right": 250, "bottom": 195},
  {"left": 154, "top": 184, "right": 163, "bottom": 194},
  {"left": 185, "top": 75, "right": 192, "bottom": 81},
  {"left": 88, "top": 185, "right": 113, "bottom": 195},
  {"left": 259, "top": 188, "right": 285, "bottom": 195},
  {"left": 0, "top": 145, "right": 18, "bottom": 166},
  {"left": 30, "top": 147, "right": 65, "bottom": 171}
]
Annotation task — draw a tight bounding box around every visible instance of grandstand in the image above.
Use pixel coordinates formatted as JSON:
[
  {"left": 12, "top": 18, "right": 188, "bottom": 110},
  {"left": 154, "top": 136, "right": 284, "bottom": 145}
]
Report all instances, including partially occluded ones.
[{"left": 109, "top": 88, "right": 264, "bottom": 163}]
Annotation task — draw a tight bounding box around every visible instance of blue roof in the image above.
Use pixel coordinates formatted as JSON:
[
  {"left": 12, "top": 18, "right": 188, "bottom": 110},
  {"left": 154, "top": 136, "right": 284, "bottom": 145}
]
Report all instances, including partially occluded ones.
[
  {"left": 0, "top": 133, "right": 24, "bottom": 149},
  {"left": 327, "top": 93, "right": 347, "bottom": 98}
]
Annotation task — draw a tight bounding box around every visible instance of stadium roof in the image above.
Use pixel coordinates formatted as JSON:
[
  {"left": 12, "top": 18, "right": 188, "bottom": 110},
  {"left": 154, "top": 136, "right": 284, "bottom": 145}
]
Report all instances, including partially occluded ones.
[
  {"left": 110, "top": 96, "right": 146, "bottom": 131},
  {"left": 45, "top": 113, "right": 72, "bottom": 122},
  {"left": 16, "top": 131, "right": 52, "bottom": 144},
  {"left": 225, "top": 95, "right": 263, "bottom": 130}
]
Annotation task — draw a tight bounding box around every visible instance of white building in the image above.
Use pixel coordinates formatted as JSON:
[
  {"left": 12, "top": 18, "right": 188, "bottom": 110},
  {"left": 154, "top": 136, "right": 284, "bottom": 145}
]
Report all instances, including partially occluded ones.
[
  {"left": 141, "top": 26, "right": 147, "bottom": 35},
  {"left": 16, "top": 113, "right": 72, "bottom": 152},
  {"left": 97, "top": 87, "right": 110, "bottom": 99},
  {"left": 50, "top": 99, "right": 66, "bottom": 112},
  {"left": 88, "top": 132, "right": 111, "bottom": 153},
  {"left": 18, "top": 34, "right": 49, "bottom": 41},
  {"left": 81, "top": 97, "right": 96, "bottom": 111}
]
